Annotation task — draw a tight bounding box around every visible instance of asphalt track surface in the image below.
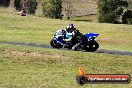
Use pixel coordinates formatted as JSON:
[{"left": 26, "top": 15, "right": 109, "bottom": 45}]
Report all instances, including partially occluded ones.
[{"left": 0, "top": 41, "right": 132, "bottom": 56}]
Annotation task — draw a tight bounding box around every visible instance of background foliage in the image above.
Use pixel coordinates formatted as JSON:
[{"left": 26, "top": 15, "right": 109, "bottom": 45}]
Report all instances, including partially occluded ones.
[{"left": 42, "top": 0, "right": 62, "bottom": 19}]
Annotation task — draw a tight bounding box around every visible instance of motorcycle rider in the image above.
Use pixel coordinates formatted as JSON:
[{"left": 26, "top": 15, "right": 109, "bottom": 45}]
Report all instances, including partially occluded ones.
[
  {"left": 54, "top": 24, "right": 82, "bottom": 49},
  {"left": 63, "top": 24, "right": 85, "bottom": 49},
  {"left": 63, "top": 24, "right": 76, "bottom": 42},
  {"left": 54, "top": 24, "right": 75, "bottom": 39}
]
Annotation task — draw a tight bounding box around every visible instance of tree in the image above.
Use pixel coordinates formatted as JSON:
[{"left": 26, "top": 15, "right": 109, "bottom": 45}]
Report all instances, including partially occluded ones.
[
  {"left": 0, "top": 0, "right": 3, "bottom": 7},
  {"left": 97, "top": 0, "right": 128, "bottom": 23},
  {"left": 128, "top": 0, "right": 132, "bottom": 10},
  {"left": 42, "top": 0, "right": 63, "bottom": 19},
  {"left": 14, "top": 0, "right": 37, "bottom": 14},
  {"left": 62, "top": 0, "right": 76, "bottom": 20},
  {"left": 0, "top": 0, "right": 10, "bottom": 7},
  {"left": 27, "top": 0, "right": 37, "bottom": 14},
  {"left": 14, "top": 0, "right": 23, "bottom": 10}
]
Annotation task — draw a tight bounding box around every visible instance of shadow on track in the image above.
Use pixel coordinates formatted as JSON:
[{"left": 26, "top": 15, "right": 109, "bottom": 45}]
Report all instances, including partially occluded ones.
[{"left": 0, "top": 41, "right": 132, "bottom": 56}]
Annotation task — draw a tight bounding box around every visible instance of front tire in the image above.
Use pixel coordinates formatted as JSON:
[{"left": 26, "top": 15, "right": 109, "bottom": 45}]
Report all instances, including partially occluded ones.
[
  {"left": 50, "top": 39, "right": 63, "bottom": 49},
  {"left": 50, "top": 39, "right": 57, "bottom": 48}
]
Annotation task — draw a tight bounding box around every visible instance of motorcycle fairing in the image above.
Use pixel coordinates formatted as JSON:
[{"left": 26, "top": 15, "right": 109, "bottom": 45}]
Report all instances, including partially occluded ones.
[{"left": 85, "top": 33, "right": 99, "bottom": 41}]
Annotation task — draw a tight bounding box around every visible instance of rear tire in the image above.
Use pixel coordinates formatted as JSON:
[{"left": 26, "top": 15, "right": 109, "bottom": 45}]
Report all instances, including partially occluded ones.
[
  {"left": 85, "top": 41, "right": 99, "bottom": 52},
  {"left": 90, "top": 41, "right": 99, "bottom": 52},
  {"left": 84, "top": 41, "right": 92, "bottom": 52}
]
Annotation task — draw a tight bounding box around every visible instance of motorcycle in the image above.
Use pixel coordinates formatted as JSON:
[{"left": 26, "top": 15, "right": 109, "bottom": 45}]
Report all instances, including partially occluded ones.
[{"left": 50, "top": 30, "right": 99, "bottom": 52}]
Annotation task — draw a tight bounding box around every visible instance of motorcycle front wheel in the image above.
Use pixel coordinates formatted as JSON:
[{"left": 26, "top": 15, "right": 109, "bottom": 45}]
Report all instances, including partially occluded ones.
[{"left": 50, "top": 39, "right": 63, "bottom": 49}]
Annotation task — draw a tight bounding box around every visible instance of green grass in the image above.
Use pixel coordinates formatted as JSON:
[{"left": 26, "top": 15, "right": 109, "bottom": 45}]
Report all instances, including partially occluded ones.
[
  {"left": 0, "top": 8, "right": 132, "bottom": 52},
  {"left": 0, "top": 45, "right": 132, "bottom": 88},
  {"left": 70, "top": 14, "right": 97, "bottom": 22},
  {"left": 0, "top": 8, "right": 132, "bottom": 88}
]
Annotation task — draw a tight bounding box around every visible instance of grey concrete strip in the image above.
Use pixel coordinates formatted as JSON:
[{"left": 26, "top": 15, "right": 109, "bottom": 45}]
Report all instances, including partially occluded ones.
[
  {"left": 0, "top": 41, "right": 52, "bottom": 48},
  {"left": 0, "top": 41, "right": 132, "bottom": 56},
  {"left": 96, "top": 49, "right": 132, "bottom": 56}
]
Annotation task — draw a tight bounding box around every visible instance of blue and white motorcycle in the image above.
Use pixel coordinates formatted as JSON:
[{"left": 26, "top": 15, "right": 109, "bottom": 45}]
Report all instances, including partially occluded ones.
[{"left": 50, "top": 29, "right": 99, "bottom": 52}]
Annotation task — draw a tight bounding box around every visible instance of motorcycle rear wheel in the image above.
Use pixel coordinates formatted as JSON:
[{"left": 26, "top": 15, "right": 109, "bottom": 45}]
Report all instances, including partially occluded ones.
[
  {"left": 90, "top": 41, "right": 99, "bottom": 52},
  {"left": 85, "top": 41, "right": 99, "bottom": 52}
]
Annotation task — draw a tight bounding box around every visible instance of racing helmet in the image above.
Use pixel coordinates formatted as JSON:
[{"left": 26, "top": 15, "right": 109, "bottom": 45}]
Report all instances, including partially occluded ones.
[{"left": 66, "top": 24, "right": 75, "bottom": 32}]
